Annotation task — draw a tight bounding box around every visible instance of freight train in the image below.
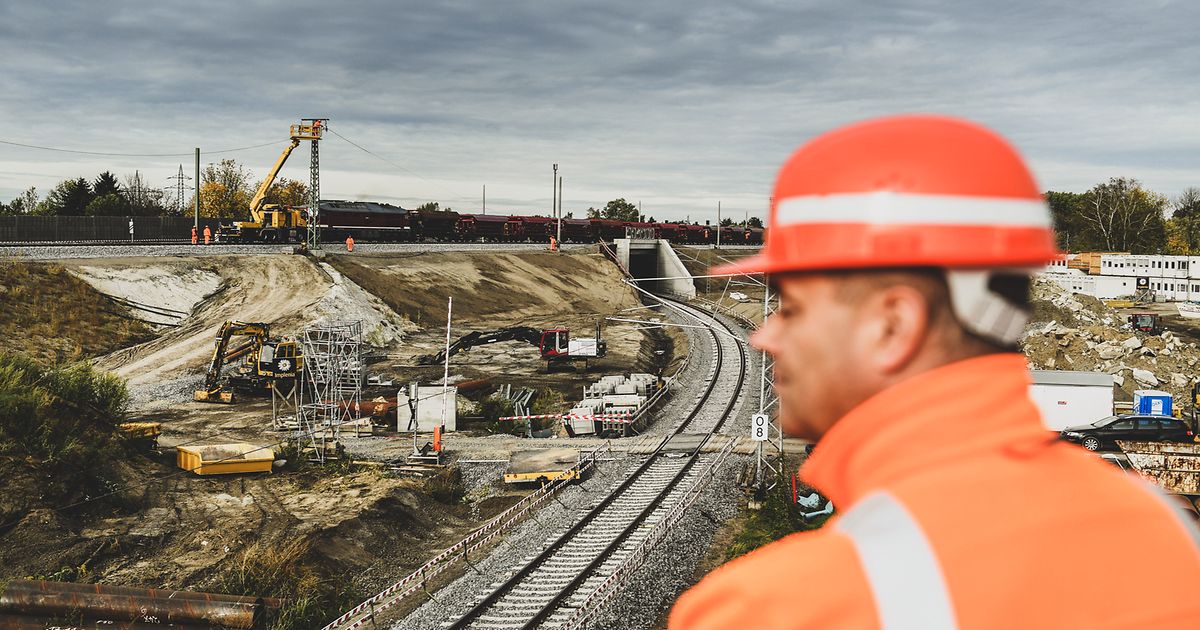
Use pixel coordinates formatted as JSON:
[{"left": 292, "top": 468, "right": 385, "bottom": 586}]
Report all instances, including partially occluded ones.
[{"left": 224, "top": 200, "right": 764, "bottom": 245}]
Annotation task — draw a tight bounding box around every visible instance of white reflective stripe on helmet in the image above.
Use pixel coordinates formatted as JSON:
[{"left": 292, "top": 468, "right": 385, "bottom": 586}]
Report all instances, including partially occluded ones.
[
  {"left": 774, "top": 192, "right": 1051, "bottom": 228},
  {"left": 836, "top": 491, "right": 957, "bottom": 630}
]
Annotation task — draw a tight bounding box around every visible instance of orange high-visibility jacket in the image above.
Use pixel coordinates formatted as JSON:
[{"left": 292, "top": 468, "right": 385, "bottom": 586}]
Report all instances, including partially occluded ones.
[{"left": 671, "top": 354, "right": 1200, "bottom": 629}]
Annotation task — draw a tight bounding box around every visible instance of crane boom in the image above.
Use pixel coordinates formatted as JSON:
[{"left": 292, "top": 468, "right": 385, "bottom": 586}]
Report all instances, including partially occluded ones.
[{"left": 247, "top": 138, "right": 301, "bottom": 223}]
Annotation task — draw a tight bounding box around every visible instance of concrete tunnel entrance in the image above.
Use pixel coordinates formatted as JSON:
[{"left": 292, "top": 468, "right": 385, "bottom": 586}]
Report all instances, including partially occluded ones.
[{"left": 614, "top": 238, "right": 696, "bottom": 299}]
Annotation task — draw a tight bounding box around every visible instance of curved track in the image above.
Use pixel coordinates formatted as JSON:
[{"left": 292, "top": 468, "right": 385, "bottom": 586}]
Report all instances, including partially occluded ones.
[{"left": 443, "top": 297, "right": 747, "bottom": 630}]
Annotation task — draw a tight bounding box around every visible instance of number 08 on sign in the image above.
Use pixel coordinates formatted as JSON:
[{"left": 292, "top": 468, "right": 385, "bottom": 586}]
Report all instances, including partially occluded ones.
[{"left": 751, "top": 413, "right": 769, "bottom": 441}]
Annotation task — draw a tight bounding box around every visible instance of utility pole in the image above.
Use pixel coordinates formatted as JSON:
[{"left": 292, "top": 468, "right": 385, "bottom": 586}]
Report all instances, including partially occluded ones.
[
  {"left": 716, "top": 201, "right": 722, "bottom": 249},
  {"left": 194, "top": 148, "right": 200, "bottom": 231},
  {"left": 553, "top": 163, "right": 560, "bottom": 245},
  {"left": 557, "top": 175, "right": 563, "bottom": 244},
  {"left": 482, "top": 185, "right": 486, "bottom": 215}
]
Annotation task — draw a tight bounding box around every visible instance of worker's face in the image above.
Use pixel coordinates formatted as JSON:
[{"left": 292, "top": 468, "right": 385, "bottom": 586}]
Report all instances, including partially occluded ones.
[{"left": 751, "top": 273, "right": 872, "bottom": 441}]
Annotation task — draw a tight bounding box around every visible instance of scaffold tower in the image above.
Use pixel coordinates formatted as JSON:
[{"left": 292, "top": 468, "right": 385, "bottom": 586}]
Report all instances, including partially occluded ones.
[{"left": 298, "top": 320, "right": 363, "bottom": 462}]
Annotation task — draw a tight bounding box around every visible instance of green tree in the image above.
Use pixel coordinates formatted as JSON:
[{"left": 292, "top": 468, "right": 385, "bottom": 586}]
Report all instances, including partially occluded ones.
[
  {"left": 1044, "top": 190, "right": 1089, "bottom": 251},
  {"left": 598, "top": 198, "right": 639, "bottom": 221},
  {"left": 199, "top": 160, "right": 254, "bottom": 218},
  {"left": 42, "top": 177, "right": 94, "bottom": 216},
  {"left": 93, "top": 171, "right": 121, "bottom": 197},
  {"left": 5, "top": 187, "right": 39, "bottom": 215},
  {"left": 86, "top": 194, "right": 126, "bottom": 216},
  {"left": 1169, "top": 187, "right": 1200, "bottom": 254},
  {"left": 1076, "top": 177, "right": 1167, "bottom": 254},
  {"left": 747, "top": 216, "right": 763, "bottom": 228}
]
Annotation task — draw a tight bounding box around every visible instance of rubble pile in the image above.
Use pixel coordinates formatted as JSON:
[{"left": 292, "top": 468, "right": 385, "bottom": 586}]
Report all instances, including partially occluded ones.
[{"left": 1022, "top": 280, "right": 1198, "bottom": 403}]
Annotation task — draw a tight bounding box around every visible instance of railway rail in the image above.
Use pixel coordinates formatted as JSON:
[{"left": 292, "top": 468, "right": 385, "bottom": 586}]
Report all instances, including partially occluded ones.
[{"left": 439, "top": 296, "right": 748, "bottom": 630}]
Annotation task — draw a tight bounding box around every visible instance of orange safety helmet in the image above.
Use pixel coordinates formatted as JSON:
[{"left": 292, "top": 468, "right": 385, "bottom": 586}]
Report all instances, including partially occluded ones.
[
  {"left": 717, "top": 115, "right": 1061, "bottom": 345},
  {"left": 714, "top": 115, "right": 1058, "bottom": 276}
]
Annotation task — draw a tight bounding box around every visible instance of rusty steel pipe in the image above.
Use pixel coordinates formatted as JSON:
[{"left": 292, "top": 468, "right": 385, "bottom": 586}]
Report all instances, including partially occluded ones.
[
  {"left": 2, "top": 580, "right": 283, "bottom": 609},
  {"left": 0, "top": 614, "right": 211, "bottom": 629},
  {"left": 0, "top": 580, "right": 279, "bottom": 629}
]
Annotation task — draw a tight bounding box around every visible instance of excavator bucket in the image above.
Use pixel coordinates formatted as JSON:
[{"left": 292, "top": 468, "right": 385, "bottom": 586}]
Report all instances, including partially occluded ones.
[{"left": 194, "top": 388, "right": 235, "bottom": 404}]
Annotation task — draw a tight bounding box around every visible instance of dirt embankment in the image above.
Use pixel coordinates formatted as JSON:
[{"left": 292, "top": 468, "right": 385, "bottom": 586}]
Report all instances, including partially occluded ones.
[
  {"left": 0, "top": 259, "right": 156, "bottom": 363},
  {"left": 672, "top": 246, "right": 765, "bottom": 326},
  {"left": 329, "top": 250, "right": 683, "bottom": 396}
]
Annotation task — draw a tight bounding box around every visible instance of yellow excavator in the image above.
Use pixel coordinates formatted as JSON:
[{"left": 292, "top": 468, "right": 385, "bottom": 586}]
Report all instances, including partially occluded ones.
[
  {"left": 194, "top": 321, "right": 303, "bottom": 404},
  {"left": 218, "top": 119, "right": 325, "bottom": 243}
]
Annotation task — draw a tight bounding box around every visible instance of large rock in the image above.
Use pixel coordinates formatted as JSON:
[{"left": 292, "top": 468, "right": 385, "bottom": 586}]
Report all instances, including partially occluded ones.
[
  {"left": 1097, "top": 344, "right": 1124, "bottom": 360},
  {"left": 1122, "top": 336, "right": 1143, "bottom": 351},
  {"left": 1133, "top": 368, "right": 1159, "bottom": 387}
]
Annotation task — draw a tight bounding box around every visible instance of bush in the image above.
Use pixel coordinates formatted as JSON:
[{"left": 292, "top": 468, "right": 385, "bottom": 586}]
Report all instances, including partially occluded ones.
[
  {"left": 0, "top": 352, "right": 130, "bottom": 505},
  {"left": 479, "top": 394, "right": 517, "bottom": 434},
  {"left": 725, "top": 477, "right": 832, "bottom": 561}
]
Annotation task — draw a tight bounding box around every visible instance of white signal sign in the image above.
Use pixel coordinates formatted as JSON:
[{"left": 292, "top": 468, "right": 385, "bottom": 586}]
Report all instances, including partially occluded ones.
[{"left": 751, "top": 413, "right": 769, "bottom": 441}]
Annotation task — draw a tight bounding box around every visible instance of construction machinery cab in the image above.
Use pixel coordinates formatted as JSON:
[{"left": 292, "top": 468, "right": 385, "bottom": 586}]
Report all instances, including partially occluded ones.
[
  {"left": 1128, "top": 313, "right": 1164, "bottom": 335},
  {"left": 194, "top": 321, "right": 302, "bottom": 403},
  {"left": 540, "top": 328, "right": 569, "bottom": 358}
]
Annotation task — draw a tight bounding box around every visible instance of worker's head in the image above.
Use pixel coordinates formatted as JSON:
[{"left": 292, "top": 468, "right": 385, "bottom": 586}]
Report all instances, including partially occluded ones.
[{"left": 716, "top": 115, "right": 1058, "bottom": 440}]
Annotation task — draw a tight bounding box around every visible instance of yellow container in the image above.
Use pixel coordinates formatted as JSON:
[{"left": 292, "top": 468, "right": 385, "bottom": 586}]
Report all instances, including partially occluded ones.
[
  {"left": 1105, "top": 299, "right": 1135, "bottom": 308},
  {"left": 177, "top": 443, "right": 274, "bottom": 476}
]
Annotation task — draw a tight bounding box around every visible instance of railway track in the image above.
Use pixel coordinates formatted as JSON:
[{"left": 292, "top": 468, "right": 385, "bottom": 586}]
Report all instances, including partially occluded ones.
[{"left": 440, "top": 297, "right": 748, "bottom": 630}]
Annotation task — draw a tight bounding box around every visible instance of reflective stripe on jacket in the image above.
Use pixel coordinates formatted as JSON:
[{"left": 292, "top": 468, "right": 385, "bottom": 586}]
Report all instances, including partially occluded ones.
[{"left": 670, "top": 354, "right": 1200, "bottom": 629}]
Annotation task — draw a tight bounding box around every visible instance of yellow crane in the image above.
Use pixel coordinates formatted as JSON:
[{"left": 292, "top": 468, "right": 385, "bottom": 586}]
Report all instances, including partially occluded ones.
[{"left": 218, "top": 119, "right": 324, "bottom": 243}]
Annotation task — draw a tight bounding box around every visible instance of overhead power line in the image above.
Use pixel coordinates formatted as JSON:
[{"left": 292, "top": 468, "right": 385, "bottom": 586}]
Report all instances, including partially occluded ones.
[
  {"left": 327, "top": 129, "right": 475, "bottom": 205},
  {"left": 0, "top": 139, "right": 285, "bottom": 158}
]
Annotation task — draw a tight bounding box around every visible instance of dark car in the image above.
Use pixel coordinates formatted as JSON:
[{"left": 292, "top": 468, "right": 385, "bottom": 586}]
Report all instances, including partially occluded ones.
[{"left": 1060, "top": 414, "right": 1194, "bottom": 451}]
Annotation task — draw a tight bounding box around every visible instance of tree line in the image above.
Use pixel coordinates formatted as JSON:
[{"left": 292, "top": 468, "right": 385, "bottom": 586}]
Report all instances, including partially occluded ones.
[
  {"left": 0, "top": 159, "right": 308, "bottom": 219},
  {"left": 1046, "top": 177, "right": 1198, "bottom": 254}
]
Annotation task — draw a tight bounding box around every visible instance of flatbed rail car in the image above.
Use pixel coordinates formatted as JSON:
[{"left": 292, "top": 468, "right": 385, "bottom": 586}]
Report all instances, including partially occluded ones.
[{"left": 504, "top": 448, "right": 584, "bottom": 484}]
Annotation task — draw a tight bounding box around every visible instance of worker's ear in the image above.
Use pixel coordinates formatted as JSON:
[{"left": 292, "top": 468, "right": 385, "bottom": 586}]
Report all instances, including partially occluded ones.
[{"left": 856, "top": 284, "right": 930, "bottom": 375}]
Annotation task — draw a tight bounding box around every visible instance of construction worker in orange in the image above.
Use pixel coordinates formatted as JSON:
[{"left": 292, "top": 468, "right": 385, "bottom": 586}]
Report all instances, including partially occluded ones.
[
  {"left": 202, "top": 225, "right": 211, "bottom": 245},
  {"left": 346, "top": 235, "right": 354, "bottom": 252},
  {"left": 669, "top": 115, "right": 1200, "bottom": 629},
  {"left": 191, "top": 226, "right": 197, "bottom": 245},
  {"left": 549, "top": 235, "right": 557, "bottom": 252}
]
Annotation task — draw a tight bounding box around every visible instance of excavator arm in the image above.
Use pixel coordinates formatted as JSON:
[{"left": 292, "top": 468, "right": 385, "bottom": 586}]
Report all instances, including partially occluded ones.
[
  {"left": 195, "top": 321, "right": 270, "bottom": 403},
  {"left": 417, "top": 327, "right": 543, "bottom": 365},
  {"left": 246, "top": 139, "right": 301, "bottom": 223}
]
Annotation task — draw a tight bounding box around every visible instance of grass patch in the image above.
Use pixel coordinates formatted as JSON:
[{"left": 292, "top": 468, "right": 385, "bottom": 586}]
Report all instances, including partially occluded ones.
[
  {"left": 215, "top": 538, "right": 363, "bottom": 630},
  {"left": 725, "top": 480, "right": 832, "bottom": 562},
  {"left": 0, "top": 259, "right": 155, "bottom": 364}
]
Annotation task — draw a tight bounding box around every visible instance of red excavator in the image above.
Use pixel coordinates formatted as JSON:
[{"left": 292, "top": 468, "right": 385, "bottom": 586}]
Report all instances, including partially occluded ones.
[{"left": 416, "top": 324, "right": 606, "bottom": 368}]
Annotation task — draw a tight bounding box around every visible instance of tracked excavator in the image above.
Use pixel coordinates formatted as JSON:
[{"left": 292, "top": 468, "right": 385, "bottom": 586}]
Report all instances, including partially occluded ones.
[
  {"left": 417, "top": 323, "right": 606, "bottom": 368},
  {"left": 194, "top": 321, "right": 303, "bottom": 403}
]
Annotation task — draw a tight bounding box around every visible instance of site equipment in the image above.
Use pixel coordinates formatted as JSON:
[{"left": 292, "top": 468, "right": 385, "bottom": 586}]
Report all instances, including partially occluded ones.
[
  {"left": 1127, "top": 313, "right": 1164, "bottom": 335},
  {"left": 1028, "top": 370, "right": 1114, "bottom": 432},
  {"left": 218, "top": 119, "right": 325, "bottom": 243},
  {"left": 1111, "top": 441, "right": 1200, "bottom": 512},
  {"left": 416, "top": 323, "right": 606, "bottom": 368},
  {"left": 194, "top": 320, "right": 302, "bottom": 403}
]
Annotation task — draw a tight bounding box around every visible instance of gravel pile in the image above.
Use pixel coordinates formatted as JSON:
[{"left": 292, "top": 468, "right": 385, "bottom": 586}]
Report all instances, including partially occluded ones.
[
  {"left": 1022, "top": 278, "right": 1200, "bottom": 402},
  {"left": 1, "top": 242, "right": 590, "bottom": 261}
]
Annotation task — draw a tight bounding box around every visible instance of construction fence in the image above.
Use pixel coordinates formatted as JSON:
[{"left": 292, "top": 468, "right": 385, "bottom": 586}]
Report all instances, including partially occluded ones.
[{"left": 0, "top": 215, "right": 222, "bottom": 243}]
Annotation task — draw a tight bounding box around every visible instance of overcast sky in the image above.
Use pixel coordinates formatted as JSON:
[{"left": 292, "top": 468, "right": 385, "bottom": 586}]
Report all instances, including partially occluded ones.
[{"left": 2, "top": 0, "right": 1198, "bottom": 222}]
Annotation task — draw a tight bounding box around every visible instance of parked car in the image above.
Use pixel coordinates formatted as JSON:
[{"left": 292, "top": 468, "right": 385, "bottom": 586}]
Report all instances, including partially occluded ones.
[{"left": 1060, "top": 414, "right": 1194, "bottom": 451}]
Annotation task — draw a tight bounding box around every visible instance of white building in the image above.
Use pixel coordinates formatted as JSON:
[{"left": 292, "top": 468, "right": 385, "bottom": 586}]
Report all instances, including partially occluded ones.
[{"left": 1039, "top": 253, "right": 1200, "bottom": 302}]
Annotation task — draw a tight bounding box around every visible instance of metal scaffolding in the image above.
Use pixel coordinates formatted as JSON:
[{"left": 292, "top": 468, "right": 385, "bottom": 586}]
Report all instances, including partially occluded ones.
[{"left": 298, "top": 320, "right": 363, "bottom": 462}]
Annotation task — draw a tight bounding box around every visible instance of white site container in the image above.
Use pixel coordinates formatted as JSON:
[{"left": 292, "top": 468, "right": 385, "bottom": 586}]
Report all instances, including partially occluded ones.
[
  {"left": 396, "top": 386, "right": 458, "bottom": 432},
  {"left": 1028, "top": 370, "right": 1113, "bottom": 431},
  {"left": 614, "top": 383, "right": 637, "bottom": 395}
]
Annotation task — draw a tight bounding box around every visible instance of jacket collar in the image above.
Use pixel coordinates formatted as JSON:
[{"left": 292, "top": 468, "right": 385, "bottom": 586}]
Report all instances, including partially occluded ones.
[{"left": 801, "top": 353, "right": 1052, "bottom": 508}]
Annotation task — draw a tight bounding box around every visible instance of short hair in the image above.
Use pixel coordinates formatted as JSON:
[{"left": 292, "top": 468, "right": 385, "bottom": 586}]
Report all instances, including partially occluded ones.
[{"left": 821, "top": 267, "right": 1030, "bottom": 353}]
